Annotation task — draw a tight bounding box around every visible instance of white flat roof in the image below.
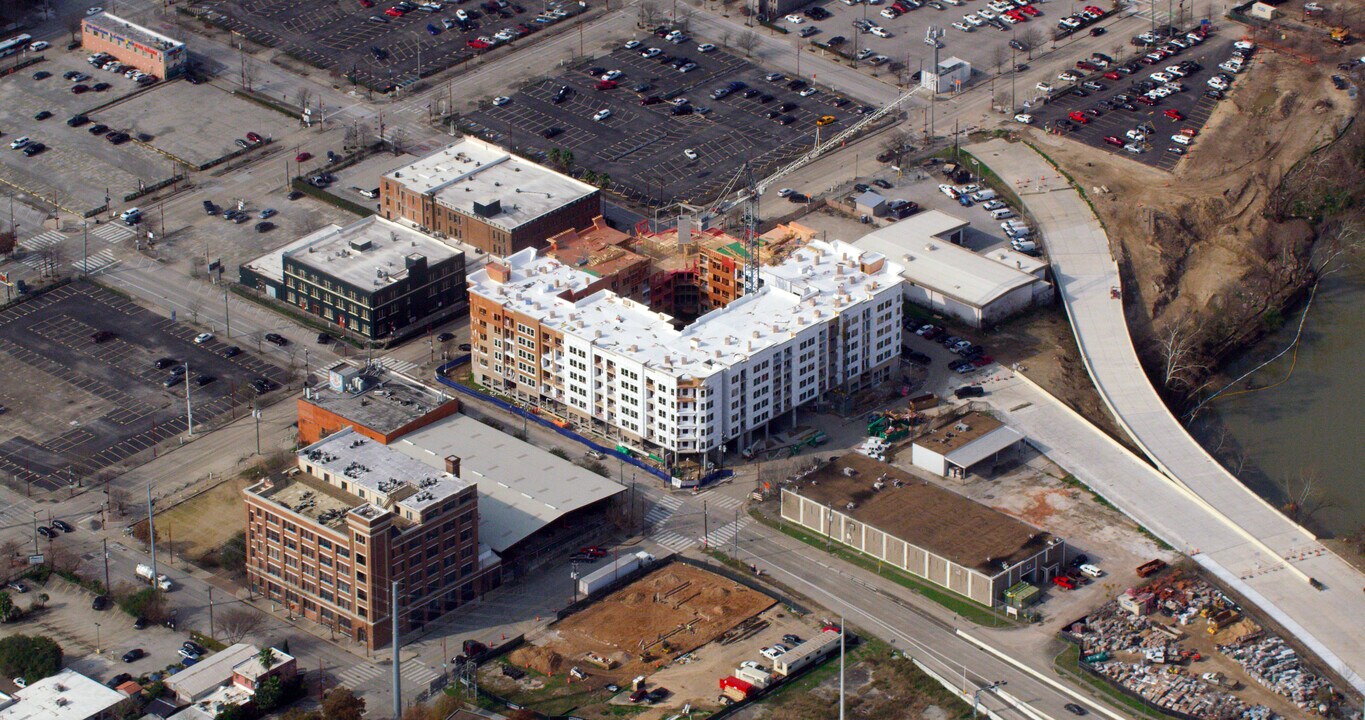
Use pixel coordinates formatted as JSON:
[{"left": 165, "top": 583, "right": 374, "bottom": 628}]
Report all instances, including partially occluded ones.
[
  {"left": 983, "top": 246, "right": 1048, "bottom": 276},
  {"left": 85, "top": 12, "right": 184, "bottom": 52},
  {"left": 165, "top": 643, "right": 257, "bottom": 700},
  {"left": 284, "top": 216, "right": 463, "bottom": 289},
  {"left": 944, "top": 426, "right": 1025, "bottom": 468},
  {"left": 392, "top": 415, "right": 627, "bottom": 553},
  {"left": 470, "top": 239, "right": 903, "bottom": 377},
  {"left": 385, "top": 137, "right": 597, "bottom": 232},
  {"left": 0, "top": 670, "right": 125, "bottom": 720},
  {"left": 853, "top": 212, "right": 1041, "bottom": 308},
  {"left": 300, "top": 427, "right": 474, "bottom": 512}
]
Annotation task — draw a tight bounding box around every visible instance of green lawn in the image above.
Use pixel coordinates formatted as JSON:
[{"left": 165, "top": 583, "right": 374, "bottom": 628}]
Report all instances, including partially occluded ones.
[{"left": 749, "top": 510, "right": 1013, "bottom": 627}]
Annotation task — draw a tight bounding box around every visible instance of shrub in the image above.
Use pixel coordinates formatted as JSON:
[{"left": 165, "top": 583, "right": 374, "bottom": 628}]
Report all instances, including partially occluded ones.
[{"left": 0, "top": 635, "right": 63, "bottom": 681}]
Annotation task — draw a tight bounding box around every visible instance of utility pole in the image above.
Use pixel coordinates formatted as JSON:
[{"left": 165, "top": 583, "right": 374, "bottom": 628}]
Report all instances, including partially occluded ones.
[
  {"left": 224, "top": 290, "right": 230, "bottom": 338},
  {"left": 103, "top": 538, "right": 110, "bottom": 592},
  {"left": 147, "top": 486, "right": 157, "bottom": 583},
  {"left": 839, "top": 615, "right": 846, "bottom": 720},
  {"left": 208, "top": 587, "right": 215, "bottom": 639},
  {"left": 702, "top": 500, "right": 708, "bottom": 550},
  {"left": 391, "top": 581, "right": 401, "bottom": 720},
  {"left": 82, "top": 222, "right": 89, "bottom": 276},
  {"left": 733, "top": 507, "right": 739, "bottom": 558},
  {"left": 31, "top": 511, "right": 38, "bottom": 553},
  {"left": 253, "top": 404, "right": 262, "bottom": 455},
  {"left": 184, "top": 361, "right": 194, "bottom": 437}
]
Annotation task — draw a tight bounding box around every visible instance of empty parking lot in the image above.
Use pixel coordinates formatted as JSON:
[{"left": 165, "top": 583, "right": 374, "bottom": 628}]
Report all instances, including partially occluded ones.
[
  {"left": 461, "top": 44, "right": 867, "bottom": 207},
  {"left": 0, "top": 282, "right": 290, "bottom": 491}
]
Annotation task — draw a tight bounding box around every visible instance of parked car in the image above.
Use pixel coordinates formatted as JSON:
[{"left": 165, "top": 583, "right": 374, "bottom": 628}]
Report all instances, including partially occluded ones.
[{"left": 121, "top": 649, "right": 145, "bottom": 663}]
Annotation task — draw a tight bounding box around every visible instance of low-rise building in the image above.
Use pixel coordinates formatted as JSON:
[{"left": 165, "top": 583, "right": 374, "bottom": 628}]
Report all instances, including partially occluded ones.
[
  {"left": 239, "top": 216, "right": 466, "bottom": 340},
  {"left": 81, "top": 12, "right": 186, "bottom": 79},
  {"left": 0, "top": 670, "right": 127, "bottom": 720},
  {"left": 380, "top": 137, "right": 601, "bottom": 256},
  {"left": 165, "top": 643, "right": 259, "bottom": 703},
  {"left": 297, "top": 362, "right": 460, "bottom": 445},
  {"left": 245, "top": 428, "right": 500, "bottom": 649},
  {"left": 542, "top": 217, "right": 651, "bottom": 302},
  {"left": 922, "top": 56, "right": 971, "bottom": 94},
  {"left": 909, "top": 412, "right": 1025, "bottom": 480},
  {"left": 853, "top": 211, "right": 1053, "bottom": 328},
  {"left": 781, "top": 453, "right": 1064, "bottom": 606}
]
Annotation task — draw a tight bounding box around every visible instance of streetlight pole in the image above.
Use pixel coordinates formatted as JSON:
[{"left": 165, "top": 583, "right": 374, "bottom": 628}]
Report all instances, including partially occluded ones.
[
  {"left": 972, "top": 680, "right": 1007, "bottom": 718},
  {"left": 95, "top": 622, "right": 101, "bottom": 654}
]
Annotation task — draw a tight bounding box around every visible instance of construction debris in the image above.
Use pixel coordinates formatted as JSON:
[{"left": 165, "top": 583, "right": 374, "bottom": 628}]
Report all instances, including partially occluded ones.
[{"left": 1220, "top": 635, "right": 1336, "bottom": 714}]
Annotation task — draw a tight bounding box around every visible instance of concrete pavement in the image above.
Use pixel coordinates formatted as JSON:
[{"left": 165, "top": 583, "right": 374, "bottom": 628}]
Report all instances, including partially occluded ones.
[{"left": 968, "top": 137, "right": 1365, "bottom": 693}]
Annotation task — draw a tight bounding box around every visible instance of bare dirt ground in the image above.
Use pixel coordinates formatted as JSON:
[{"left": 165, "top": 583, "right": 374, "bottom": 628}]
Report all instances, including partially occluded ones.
[{"left": 1025, "top": 48, "right": 1357, "bottom": 396}]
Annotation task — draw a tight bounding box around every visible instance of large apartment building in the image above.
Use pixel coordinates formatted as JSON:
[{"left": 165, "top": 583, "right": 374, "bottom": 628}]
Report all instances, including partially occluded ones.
[
  {"left": 379, "top": 137, "right": 601, "bottom": 257},
  {"left": 467, "top": 240, "right": 904, "bottom": 471},
  {"left": 244, "top": 428, "right": 499, "bottom": 650}
]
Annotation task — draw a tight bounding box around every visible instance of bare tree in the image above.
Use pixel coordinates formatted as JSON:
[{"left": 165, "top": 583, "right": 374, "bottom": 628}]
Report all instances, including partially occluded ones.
[
  {"left": 638, "top": 0, "right": 660, "bottom": 26},
  {"left": 296, "top": 86, "right": 312, "bottom": 111},
  {"left": 880, "top": 128, "right": 913, "bottom": 168},
  {"left": 1154, "top": 318, "right": 1206, "bottom": 393},
  {"left": 0, "top": 229, "right": 16, "bottom": 257},
  {"left": 1277, "top": 468, "right": 1334, "bottom": 525},
  {"left": 36, "top": 244, "right": 66, "bottom": 278},
  {"left": 719, "top": 29, "right": 733, "bottom": 48},
  {"left": 218, "top": 606, "right": 267, "bottom": 642},
  {"left": 736, "top": 30, "right": 760, "bottom": 57},
  {"left": 677, "top": 7, "right": 696, "bottom": 32},
  {"left": 107, "top": 486, "right": 129, "bottom": 516},
  {"left": 991, "top": 44, "right": 1011, "bottom": 74},
  {"left": 1019, "top": 28, "right": 1042, "bottom": 59}
]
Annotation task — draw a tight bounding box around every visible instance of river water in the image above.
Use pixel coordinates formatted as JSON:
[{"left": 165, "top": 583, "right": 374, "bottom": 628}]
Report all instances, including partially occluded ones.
[{"left": 1204, "top": 262, "right": 1365, "bottom": 538}]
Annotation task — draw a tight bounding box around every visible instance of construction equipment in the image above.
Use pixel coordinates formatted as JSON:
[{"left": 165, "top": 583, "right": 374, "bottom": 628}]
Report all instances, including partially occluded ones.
[{"left": 1330, "top": 26, "right": 1350, "bottom": 45}]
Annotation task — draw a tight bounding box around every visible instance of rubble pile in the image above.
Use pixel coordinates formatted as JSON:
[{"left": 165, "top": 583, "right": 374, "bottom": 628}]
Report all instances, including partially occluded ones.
[{"left": 1090, "top": 661, "right": 1255, "bottom": 719}]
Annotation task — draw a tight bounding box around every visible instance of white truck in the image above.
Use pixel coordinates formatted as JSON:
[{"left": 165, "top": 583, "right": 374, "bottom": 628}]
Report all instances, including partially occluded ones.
[{"left": 135, "top": 563, "right": 173, "bottom": 591}]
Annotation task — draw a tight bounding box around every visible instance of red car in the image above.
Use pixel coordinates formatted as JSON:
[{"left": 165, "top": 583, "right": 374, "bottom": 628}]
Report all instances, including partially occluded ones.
[
  {"left": 1005, "top": 10, "right": 1026, "bottom": 21},
  {"left": 1020, "top": 4, "right": 1039, "bottom": 15},
  {"left": 1068, "top": 110, "right": 1089, "bottom": 124},
  {"left": 1053, "top": 575, "right": 1076, "bottom": 590},
  {"left": 1136, "top": 95, "right": 1157, "bottom": 105},
  {"left": 295, "top": 151, "right": 312, "bottom": 162},
  {"left": 1164, "top": 109, "right": 1183, "bottom": 120},
  {"left": 595, "top": 79, "right": 618, "bottom": 90},
  {"left": 359, "top": 0, "right": 374, "bottom": 6},
  {"left": 1103, "top": 70, "right": 1120, "bottom": 80},
  {"left": 1103, "top": 135, "right": 1124, "bottom": 146},
  {"left": 1075, "top": 60, "right": 1098, "bottom": 71},
  {"left": 384, "top": 6, "right": 403, "bottom": 15},
  {"left": 246, "top": 131, "right": 263, "bottom": 143},
  {"left": 1083, "top": 5, "right": 1103, "bottom": 14},
  {"left": 467, "top": 39, "right": 490, "bottom": 49},
  {"left": 579, "top": 546, "right": 608, "bottom": 558}
]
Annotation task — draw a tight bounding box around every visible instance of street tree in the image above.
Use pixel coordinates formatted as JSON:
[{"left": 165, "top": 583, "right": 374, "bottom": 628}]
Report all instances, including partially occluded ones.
[
  {"left": 218, "top": 607, "right": 265, "bottom": 642},
  {"left": 321, "top": 687, "right": 365, "bottom": 720},
  {"left": 1019, "top": 28, "right": 1042, "bottom": 59},
  {"left": 736, "top": 30, "right": 760, "bottom": 57}
]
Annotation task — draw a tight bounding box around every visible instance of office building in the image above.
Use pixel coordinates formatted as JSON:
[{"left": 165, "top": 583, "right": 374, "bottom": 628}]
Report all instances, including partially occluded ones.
[
  {"left": 297, "top": 362, "right": 460, "bottom": 445},
  {"left": 380, "top": 137, "right": 601, "bottom": 256},
  {"left": 244, "top": 428, "right": 499, "bottom": 649},
  {"left": 467, "top": 239, "right": 904, "bottom": 471}
]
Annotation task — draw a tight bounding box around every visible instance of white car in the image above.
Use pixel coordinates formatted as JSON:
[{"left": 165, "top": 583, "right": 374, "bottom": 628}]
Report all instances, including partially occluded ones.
[
  {"left": 1058, "top": 71, "right": 1080, "bottom": 82},
  {"left": 593, "top": 109, "right": 611, "bottom": 121},
  {"left": 963, "top": 13, "right": 983, "bottom": 25},
  {"left": 624, "top": 39, "right": 641, "bottom": 49},
  {"left": 982, "top": 200, "right": 1006, "bottom": 210},
  {"left": 455, "top": 8, "right": 468, "bottom": 19},
  {"left": 1001, "top": 13, "right": 1018, "bottom": 23},
  {"left": 683, "top": 148, "right": 698, "bottom": 160},
  {"left": 1185, "top": 32, "right": 1203, "bottom": 44},
  {"left": 958, "top": 184, "right": 979, "bottom": 194},
  {"left": 29, "top": 41, "right": 49, "bottom": 51},
  {"left": 1150, "top": 72, "right": 1170, "bottom": 83},
  {"left": 759, "top": 644, "right": 789, "bottom": 660},
  {"left": 194, "top": 332, "right": 214, "bottom": 345},
  {"left": 1035, "top": 82, "right": 1053, "bottom": 93},
  {"left": 1059, "top": 16, "right": 1080, "bottom": 27},
  {"left": 601, "top": 69, "right": 622, "bottom": 81},
  {"left": 9, "top": 136, "right": 30, "bottom": 150},
  {"left": 1207, "top": 77, "right": 1229, "bottom": 90},
  {"left": 880, "top": 7, "right": 898, "bottom": 18},
  {"left": 784, "top": 13, "right": 805, "bottom": 23},
  {"left": 641, "top": 47, "right": 661, "bottom": 58},
  {"left": 1126, "top": 129, "right": 1146, "bottom": 141},
  {"left": 978, "top": 8, "right": 995, "bottom": 18},
  {"left": 1233, "top": 40, "right": 1254, "bottom": 51},
  {"left": 938, "top": 184, "right": 959, "bottom": 198},
  {"left": 1013, "top": 113, "right": 1033, "bottom": 124},
  {"left": 697, "top": 42, "right": 716, "bottom": 52},
  {"left": 86, "top": 6, "right": 103, "bottom": 14},
  {"left": 678, "top": 62, "right": 697, "bottom": 72},
  {"left": 740, "top": 660, "right": 765, "bottom": 670},
  {"left": 1164, "top": 65, "right": 1185, "bottom": 77},
  {"left": 1079, "top": 563, "right": 1104, "bottom": 578},
  {"left": 492, "top": 96, "right": 510, "bottom": 106},
  {"left": 777, "top": 188, "right": 794, "bottom": 197},
  {"left": 799, "top": 87, "right": 817, "bottom": 96},
  {"left": 1219, "top": 61, "right": 1243, "bottom": 74},
  {"left": 1123, "top": 143, "right": 1144, "bottom": 154},
  {"left": 952, "top": 21, "right": 973, "bottom": 31},
  {"left": 870, "top": 26, "right": 891, "bottom": 37},
  {"left": 1170, "top": 134, "right": 1192, "bottom": 145}
]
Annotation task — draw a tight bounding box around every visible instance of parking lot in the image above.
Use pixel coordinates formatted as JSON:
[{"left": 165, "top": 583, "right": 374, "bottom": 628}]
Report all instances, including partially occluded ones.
[
  {"left": 0, "top": 53, "right": 175, "bottom": 214},
  {"left": 94, "top": 80, "right": 301, "bottom": 168},
  {"left": 461, "top": 43, "right": 864, "bottom": 207},
  {"left": 1024, "top": 29, "right": 1239, "bottom": 171},
  {"left": 198, "top": 0, "right": 583, "bottom": 90},
  {"left": 0, "top": 282, "right": 289, "bottom": 492}
]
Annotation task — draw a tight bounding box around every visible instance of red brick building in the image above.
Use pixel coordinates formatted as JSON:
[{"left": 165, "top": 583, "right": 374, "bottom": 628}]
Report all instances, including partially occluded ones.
[
  {"left": 245, "top": 428, "right": 500, "bottom": 650},
  {"left": 81, "top": 12, "right": 186, "bottom": 79},
  {"left": 297, "top": 362, "right": 460, "bottom": 445}
]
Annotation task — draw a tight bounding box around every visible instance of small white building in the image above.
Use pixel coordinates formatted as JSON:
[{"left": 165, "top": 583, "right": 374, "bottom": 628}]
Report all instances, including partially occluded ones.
[
  {"left": 164, "top": 643, "right": 258, "bottom": 703},
  {"left": 853, "top": 211, "right": 1053, "bottom": 328},
  {"left": 922, "top": 57, "right": 971, "bottom": 93},
  {"left": 910, "top": 412, "right": 1025, "bottom": 480},
  {"left": 0, "top": 670, "right": 126, "bottom": 720},
  {"left": 1248, "top": 2, "right": 1277, "bottom": 20}
]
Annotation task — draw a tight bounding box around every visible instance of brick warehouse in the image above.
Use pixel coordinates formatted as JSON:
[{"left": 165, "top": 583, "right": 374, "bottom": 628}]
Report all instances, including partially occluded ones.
[
  {"left": 81, "top": 12, "right": 186, "bottom": 79},
  {"left": 245, "top": 429, "right": 500, "bottom": 649},
  {"left": 380, "top": 136, "right": 601, "bottom": 257}
]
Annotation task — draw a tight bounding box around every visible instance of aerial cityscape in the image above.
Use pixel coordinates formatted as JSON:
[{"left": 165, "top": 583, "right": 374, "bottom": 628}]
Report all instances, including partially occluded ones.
[{"left": 0, "top": 0, "right": 1360, "bottom": 717}]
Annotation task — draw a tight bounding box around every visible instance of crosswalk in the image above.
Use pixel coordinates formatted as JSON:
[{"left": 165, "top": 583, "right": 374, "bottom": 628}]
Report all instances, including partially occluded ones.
[
  {"left": 651, "top": 529, "right": 698, "bottom": 553},
  {"left": 334, "top": 658, "right": 442, "bottom": 689},
  {"left": 20, "top": 230, "right": 66, "bottom": 252},
  {"left": 693, "top": 490, "right": 744, "bottom": 510},
  {"left": 644, "top": 494, "right": 682, "bottom": 527},
  {"left": 376, "top": 356, "right": 420, "bottom": 374},
  {"left": 92, "top": 223, "right": 135, "bottom": 243},
  {"left": 71, "top": 249, "right": 118, "bottom": 274},
  {"left": 703, "top": 518, "right": 752, "bottom": 549}
]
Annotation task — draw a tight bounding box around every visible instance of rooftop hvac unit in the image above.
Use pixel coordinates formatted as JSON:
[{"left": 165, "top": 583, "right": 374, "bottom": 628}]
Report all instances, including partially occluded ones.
[{"left": 955, "top": 422, "right": 970, "bottom": 432}]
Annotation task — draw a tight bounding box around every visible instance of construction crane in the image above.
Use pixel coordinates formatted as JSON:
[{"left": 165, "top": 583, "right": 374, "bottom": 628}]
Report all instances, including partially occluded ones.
[{"left": 707, "top": 82, "right": 923, "bottom": 293}]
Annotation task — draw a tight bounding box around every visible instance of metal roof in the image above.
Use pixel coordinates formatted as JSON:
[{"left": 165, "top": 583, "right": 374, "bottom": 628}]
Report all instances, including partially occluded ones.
[{"left": 944, "top": 425, "right": 1025, "bottom": 468}]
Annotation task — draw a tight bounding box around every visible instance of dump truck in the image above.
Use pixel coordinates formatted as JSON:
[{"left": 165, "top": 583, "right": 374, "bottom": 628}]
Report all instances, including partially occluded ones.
[
  {"left": 1136, "top": 559, "right": 1168, "bottom": 578},
  {"left": 1330, "top": 26, "right": 1350, "bottom": 45}
]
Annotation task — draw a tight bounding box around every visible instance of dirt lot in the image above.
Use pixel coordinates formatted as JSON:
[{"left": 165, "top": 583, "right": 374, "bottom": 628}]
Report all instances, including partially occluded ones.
[
  {"left": 1023, "top": 45, "right": 1358, "bottom": 398},
  {"left": 485, "top": 563, "right": 775, "bottom": 717},
  {"left": 156, "top": 476, "right": 253, "bottom": 561}
]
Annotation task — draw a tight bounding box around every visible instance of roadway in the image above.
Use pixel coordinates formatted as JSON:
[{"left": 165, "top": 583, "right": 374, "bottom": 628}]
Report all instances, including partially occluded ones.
[{"left": 967, "top": 137, "right": 1365, "bottom": 694}]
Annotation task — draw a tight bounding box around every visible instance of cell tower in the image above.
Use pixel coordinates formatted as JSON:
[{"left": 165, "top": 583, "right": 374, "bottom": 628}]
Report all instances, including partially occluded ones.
[{"left": 741, "top": 162, "right": 762, "bottom": 296}]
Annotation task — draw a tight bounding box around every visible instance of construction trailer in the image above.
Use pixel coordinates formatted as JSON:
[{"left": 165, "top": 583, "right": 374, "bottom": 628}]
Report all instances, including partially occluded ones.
[
  {"left": 577, "top": 552, "right": 656, "bottom": 597},
  {"left": 772, "top": 630, "right": 843, "bottom": 677}
]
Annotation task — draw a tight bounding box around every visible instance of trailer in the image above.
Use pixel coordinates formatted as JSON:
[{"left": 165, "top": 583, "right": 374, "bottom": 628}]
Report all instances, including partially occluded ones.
[
  {"left": 718, "top": 676, "right": 754, "bottom": 702},
  {"left": 576, "top": 552, "right": 655, "bottom": 597},
  {"left": 735, "top": 666, "right": 772, "bottom": 689},
  {"left": 773, "top": 630, "right": 843, "bottom": 677}
]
